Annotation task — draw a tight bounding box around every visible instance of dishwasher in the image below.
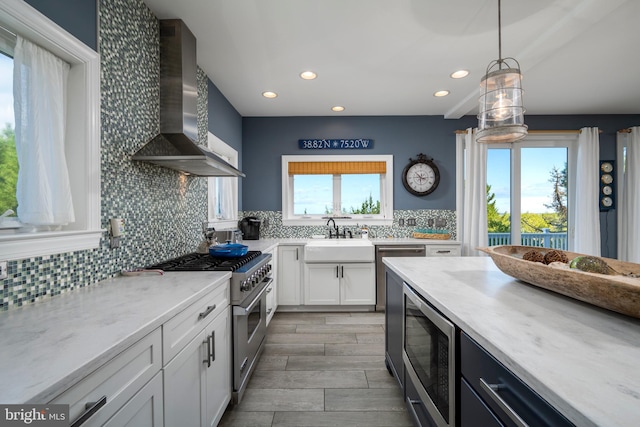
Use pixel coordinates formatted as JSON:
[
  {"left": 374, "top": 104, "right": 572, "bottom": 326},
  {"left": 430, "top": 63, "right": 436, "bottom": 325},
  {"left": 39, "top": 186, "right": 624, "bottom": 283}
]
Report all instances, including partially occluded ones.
[{"left": 375, "top": 245, "right": 425, "bottom": 311}]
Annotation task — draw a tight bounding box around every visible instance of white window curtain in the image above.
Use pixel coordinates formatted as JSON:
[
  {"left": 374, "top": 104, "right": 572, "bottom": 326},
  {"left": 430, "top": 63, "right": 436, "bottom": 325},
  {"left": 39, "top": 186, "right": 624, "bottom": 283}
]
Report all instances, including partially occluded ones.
[
  {"left": 459, "top": 128, "right": 488, "bottom": 256},
  {"left": 218, "top": 177, "right": 235, "bottom": 219},
  {"left": 13, "top": 35, "right": 74, "bottom": 225},
  {"left": 569, "top": 127, "right": 600, "bottom": 255},
  {"left": 617, "top": 127, "right": 640, "bottom": 262},
  {"left": 207, "top": 152, "right": 235, "bottom": 220}
]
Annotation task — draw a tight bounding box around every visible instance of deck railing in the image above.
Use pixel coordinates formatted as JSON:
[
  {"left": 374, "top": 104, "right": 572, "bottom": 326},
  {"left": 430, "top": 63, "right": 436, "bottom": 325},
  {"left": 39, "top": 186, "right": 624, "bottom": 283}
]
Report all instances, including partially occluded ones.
[{"left": 488, "top": 230, "right": 568, "bottom": 250}]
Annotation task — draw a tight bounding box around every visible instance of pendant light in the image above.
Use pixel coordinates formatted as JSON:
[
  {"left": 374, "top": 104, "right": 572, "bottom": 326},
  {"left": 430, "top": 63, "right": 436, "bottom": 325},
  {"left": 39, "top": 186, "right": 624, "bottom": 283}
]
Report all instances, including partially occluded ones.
[{"left": 477, "top": 0, "right": 527, "bottom": 143}]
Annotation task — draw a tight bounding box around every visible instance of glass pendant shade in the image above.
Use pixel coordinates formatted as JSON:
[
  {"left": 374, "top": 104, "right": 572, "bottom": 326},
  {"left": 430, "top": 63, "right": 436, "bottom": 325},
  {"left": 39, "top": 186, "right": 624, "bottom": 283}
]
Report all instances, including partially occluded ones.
[{"left": 477, "top": 61, "right": 527, "bottom": 143}]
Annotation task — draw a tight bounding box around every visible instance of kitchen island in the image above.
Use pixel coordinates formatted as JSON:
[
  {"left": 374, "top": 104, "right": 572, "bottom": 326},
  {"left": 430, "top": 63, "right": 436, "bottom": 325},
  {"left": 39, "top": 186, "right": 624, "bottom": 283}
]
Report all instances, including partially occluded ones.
[{"left": 383, "top": 256, "right": 640, "bottom": 427}]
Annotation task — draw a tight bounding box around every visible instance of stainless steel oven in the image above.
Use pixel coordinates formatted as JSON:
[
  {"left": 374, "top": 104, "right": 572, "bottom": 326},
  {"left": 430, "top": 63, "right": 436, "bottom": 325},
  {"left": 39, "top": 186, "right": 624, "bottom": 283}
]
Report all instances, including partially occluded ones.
[
  {"left": 148, "top": 250, "right": 272, "bottom": 404},
  {"left": 403, "top": 283, "right": 456, "bottom": 427},
  {"left": 232, "top": 273, "right": 271, "bottom": 403}
]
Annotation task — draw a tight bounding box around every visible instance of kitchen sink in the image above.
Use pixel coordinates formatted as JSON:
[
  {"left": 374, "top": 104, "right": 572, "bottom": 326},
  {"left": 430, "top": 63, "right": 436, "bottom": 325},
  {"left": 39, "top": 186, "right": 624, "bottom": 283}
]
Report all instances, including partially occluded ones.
[{"left": 304, "top": 239, "right": 374, "bottom": 262}]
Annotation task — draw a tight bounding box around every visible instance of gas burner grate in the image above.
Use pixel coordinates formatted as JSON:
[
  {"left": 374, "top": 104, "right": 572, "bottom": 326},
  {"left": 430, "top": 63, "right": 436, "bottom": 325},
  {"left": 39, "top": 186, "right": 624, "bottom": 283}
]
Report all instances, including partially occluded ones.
[{"left": 149, "top": 251, "right": 262, "bottom": 272}]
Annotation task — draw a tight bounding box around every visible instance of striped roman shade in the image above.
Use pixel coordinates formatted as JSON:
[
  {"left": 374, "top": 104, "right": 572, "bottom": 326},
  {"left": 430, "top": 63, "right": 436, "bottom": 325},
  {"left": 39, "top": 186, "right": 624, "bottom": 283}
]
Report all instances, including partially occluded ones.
[{"left": 288, "top": 161, "right": 386, "bottom": 175}]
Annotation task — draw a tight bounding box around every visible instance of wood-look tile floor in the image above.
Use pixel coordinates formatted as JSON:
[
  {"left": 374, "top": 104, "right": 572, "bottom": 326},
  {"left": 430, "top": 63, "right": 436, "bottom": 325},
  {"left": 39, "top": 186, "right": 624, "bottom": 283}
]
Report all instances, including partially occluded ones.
[{"left": 219, "top": 311, "right": 413, "bottom": 427}]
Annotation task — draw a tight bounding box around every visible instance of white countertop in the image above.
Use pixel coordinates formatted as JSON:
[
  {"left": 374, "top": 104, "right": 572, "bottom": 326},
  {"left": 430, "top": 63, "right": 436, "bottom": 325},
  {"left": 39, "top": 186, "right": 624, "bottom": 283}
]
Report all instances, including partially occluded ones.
[
  {"left": 0, "top": 271, "right": 231, "bottom": 404},
  {"left": 383, "top": 256, "right": 640, "bottom": 427}
]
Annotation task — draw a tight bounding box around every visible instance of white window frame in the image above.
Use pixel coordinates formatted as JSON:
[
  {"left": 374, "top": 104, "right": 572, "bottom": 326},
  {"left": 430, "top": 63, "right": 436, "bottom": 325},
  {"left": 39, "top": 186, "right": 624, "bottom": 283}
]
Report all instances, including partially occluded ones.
[
  {"left": 207, "top": 132, "right": 238, "bottom": 230},
  {"left": 0, "top": 0, "right": 101, "bottom": 261},
  {"left": 456, "top": 133, "right": 577, "bottom": 247},
  {"left": 281, "top": 154, "right": 393, "bottom": 226}
]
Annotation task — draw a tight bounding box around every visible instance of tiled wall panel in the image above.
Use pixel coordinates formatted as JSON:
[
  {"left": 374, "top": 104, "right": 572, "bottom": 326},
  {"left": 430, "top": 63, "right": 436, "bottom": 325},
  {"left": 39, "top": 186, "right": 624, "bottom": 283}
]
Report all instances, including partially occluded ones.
[
  {"left": 1, "top": 0, "right": 209, "bottom": 310},
  {"left": 242, "top": 210, "right": 457, "bottom": 240}
]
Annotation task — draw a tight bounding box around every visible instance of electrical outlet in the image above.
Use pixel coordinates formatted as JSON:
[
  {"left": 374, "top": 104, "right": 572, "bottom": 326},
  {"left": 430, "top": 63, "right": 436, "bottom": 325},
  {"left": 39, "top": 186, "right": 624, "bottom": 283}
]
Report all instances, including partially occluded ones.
[
  {"left": 407, "top": 218, "right": 417, "bottom": 226},
  {"left": 0, "top": 261, "right": 7, "bottom": 280},
  {"left": 398, "top": 218, "right": 405, "bottom": 226}
]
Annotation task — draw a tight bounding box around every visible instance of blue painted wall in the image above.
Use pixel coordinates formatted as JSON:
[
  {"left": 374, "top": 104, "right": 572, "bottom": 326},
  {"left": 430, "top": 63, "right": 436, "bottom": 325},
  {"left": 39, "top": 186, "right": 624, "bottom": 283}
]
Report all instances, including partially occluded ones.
[
  {"left": 241, "top": 115, "right": 477, "bottom": 211},
  {"left": 25, "top": 0, "right": 98, "bottom": 51},
  {"left": 207, "top": 81, "right": 242, "bottom": 152},
  {"left": 242, "top": 114, "right": 640, "bottom": 257}
]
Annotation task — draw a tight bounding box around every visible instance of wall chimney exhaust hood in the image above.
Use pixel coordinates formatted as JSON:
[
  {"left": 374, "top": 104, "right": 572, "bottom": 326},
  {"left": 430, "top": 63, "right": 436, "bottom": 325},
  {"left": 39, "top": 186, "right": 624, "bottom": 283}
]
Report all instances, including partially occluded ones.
[{"left": 132, "top": 19, "right": 245, "bottom": 177}]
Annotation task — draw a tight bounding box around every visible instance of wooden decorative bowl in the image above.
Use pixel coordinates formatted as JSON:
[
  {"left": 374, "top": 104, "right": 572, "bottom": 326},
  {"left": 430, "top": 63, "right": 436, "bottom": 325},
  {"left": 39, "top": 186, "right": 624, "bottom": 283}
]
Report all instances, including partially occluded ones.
[{"left": 478, "top": 245, "right": 640, "bottom": 319}]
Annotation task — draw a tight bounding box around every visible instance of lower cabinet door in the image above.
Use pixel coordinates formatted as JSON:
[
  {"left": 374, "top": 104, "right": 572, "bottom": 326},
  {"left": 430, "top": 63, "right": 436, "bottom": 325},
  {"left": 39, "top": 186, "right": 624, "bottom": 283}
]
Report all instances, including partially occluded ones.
[
  {"left": 163, "top": 326, "right": 205, "bottom": 427},
  {"left": 202, "top": 307, "right": 231, "bottom": 427},
  {"left": 104, "top": 372, "right": 164, "bottom": 427},
  {"left": 164, "top": 307, "right": 231, "bottom": 427},
  {"left": 340, "top": 263, "right": 375, "bottom": 305},
  {"left": 304, "top": 264, "right": 340, "bottom": 305}
]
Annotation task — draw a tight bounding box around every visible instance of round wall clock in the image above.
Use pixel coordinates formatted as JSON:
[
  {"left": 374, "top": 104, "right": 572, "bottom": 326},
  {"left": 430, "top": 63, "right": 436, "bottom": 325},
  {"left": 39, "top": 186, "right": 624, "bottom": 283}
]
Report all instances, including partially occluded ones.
[{"left": 402, "top": 153, "right": 440, "bottom": 196}]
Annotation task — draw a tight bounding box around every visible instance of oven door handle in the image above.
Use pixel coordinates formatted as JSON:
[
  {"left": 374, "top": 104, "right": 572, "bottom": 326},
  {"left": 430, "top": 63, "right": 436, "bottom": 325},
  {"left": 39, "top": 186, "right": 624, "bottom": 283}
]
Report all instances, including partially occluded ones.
[{"left": 234, "top": 278, "right": 273, "bottom": 316}]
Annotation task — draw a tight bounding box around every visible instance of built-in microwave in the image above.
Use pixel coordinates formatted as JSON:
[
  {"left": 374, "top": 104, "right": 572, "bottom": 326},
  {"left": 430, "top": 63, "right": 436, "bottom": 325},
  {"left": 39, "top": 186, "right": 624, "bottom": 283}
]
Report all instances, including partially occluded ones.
[{"left": 403, "top": 283, "right": 456, "bottom": 427}]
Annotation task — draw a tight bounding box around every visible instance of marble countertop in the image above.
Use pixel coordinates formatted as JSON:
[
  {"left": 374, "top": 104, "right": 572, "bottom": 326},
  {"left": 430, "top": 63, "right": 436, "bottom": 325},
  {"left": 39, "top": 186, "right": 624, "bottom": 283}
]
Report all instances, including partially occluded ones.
[
  {"left": 383, "top": 256, "right": 640, "bottom": 427},
  {"left": 0, "top": 271, "right": 231, "bottom": 404}
]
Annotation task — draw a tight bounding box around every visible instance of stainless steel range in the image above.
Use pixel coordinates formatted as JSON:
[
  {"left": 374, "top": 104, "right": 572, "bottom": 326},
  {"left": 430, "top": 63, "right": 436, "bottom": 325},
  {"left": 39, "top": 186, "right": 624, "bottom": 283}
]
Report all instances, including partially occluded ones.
[{"left": 149, "top": 251, "right": 272, "bottom": 403}]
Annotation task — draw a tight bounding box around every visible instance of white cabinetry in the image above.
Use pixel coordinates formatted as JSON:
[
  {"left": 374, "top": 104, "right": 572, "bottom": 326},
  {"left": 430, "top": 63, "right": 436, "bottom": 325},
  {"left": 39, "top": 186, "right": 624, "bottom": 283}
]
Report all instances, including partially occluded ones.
[
  {"left": 50, "top": 328, "right": 163, "bottom": 427},
  {"left": 163, "top": 285, "right": 231, "bottom": 427},
  {"left": 304, "top": 263, "right": 375, "bottom": 305},
  {"left": 425, "top": 244, "right": 461, "bottom": 257},
  {"left": 304, "top": 264, "right": 340, "bottom": 305},
  {"left": 103, "top": 372, "right": 164, "bottom": 427},
  {"left": 278, "top": 245, "right": 303, "bottom": 305},
  {"left": 264, "top": 247, "right": 278, "bottom": 325}
]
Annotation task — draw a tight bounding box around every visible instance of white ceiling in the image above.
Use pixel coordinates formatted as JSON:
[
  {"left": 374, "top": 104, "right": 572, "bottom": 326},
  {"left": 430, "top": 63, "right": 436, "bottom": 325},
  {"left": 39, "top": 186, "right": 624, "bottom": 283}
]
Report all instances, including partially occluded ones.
[{"left": 142, "top": 0, "right": 640, "bottom": 118}]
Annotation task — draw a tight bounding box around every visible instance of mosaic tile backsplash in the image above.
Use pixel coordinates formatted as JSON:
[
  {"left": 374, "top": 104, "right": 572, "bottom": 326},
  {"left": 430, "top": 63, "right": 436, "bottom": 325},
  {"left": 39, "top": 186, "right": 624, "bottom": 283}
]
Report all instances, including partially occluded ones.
[
  {"left": 243, "top": 209, "right": 457, "bottom": 240},
  {"left": 1, "top": 0, "right": 210, "bottom": 310}
]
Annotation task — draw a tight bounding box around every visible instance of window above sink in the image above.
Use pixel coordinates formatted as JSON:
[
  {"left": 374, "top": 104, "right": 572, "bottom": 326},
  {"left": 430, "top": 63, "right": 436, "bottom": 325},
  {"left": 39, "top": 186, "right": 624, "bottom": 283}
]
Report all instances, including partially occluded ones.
[{"left": 281, "top": 154, "right": 393, "bottom": 226}]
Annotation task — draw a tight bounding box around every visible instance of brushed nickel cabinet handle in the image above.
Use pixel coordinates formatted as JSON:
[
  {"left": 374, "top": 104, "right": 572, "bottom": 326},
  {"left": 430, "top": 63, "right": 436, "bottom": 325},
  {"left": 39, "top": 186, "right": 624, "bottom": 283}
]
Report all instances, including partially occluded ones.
[
  {"left": 198, "top": 304, "right": 216, "bottom": 320},
  {"left": 203, "top": 334, "right": 212, "bottom": 367}
]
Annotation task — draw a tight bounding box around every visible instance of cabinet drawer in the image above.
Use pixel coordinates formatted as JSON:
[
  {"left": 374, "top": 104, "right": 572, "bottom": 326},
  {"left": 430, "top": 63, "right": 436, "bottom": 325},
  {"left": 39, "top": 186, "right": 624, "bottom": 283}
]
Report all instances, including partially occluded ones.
[
  {"left": 460, "top": 332, "right": 573, "bottom": 427},
  {"left": 163, "top": 282, "right": 229, "bottom": 364},
  {"left": 460, "top": 377, "right": 503, "bottom": 427},
  {"left": 103, "top": 371, "right": 163, "bottom": 427},
  {"left": 425, "top": 245, "right": 460, "bottom": 256},
  {"left": 51, "top": 328, "right": 162, "bottom": 427}
]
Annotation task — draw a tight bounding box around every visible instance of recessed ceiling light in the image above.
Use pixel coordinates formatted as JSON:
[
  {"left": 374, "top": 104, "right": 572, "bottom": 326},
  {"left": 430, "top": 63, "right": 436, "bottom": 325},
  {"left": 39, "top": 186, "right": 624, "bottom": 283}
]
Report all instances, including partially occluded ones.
[
  {"left": 300, "top": 71, "right": 317, "bottom": 80},
  {"left": 434, "top": 90, "right": 450, "bottom": 97},
  {"left": 450, "top": 70, "right": 469, "bottom": 79},
  {"left": 262, "top": 91, "right": 277, "bottom": 98},
  {"left": 331, "top": 106, "right": 345, "bottom": 112}
]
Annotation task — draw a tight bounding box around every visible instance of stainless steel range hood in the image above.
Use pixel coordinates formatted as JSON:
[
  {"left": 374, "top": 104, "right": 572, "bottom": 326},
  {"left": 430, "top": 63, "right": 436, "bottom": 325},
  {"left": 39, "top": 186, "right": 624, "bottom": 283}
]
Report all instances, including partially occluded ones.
[{"left": 132, "top": 19, "right": 244, "bottom": 177}]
